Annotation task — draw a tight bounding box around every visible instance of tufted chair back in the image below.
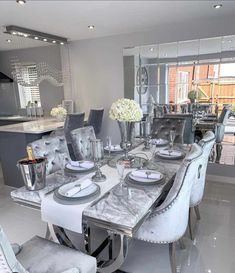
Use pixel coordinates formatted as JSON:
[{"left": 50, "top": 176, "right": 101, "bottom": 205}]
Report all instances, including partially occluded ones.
[
  {"left": 165, "top": 113, "right": 194, "bottom": 144},
  {"left": 0, "top": 226, "right": 28, "bottom": 273},
  {"left": 87, "top": 108, "right": 104, "bottom": 135},
  {"left": 29, "top": 136, "right": 70, "bottom": 175},
  {"left": 134, "top": 143, "right": 203, "bottom": 243},
  {"left": 152, "top": 117, "right": 186, "bottom": 144},
  {"left": 64, "top": 113, "right": 85, "bottom": 143},
  {"left": 218, "top": 105, "right": 231, "bottom": 124},
  {"left": 190, "top": 131, "right": 215, "bottom": 208},
  {"left": 70, "top": 126, "right": 96, "bottom": 161}
]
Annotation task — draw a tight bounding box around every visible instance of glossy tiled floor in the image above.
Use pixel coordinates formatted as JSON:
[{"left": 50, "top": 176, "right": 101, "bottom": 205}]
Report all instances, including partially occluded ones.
[
  {"left": 120, "top": 180, "right": 235, "bottom": 273},
  {"left": 0, "top": 176, "right": 235, "bottom": 272}
]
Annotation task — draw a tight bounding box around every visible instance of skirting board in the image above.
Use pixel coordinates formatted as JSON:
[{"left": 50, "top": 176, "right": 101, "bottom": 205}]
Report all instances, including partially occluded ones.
[{"left": 206, "top": 174, "right": 235, "bottom": 185}]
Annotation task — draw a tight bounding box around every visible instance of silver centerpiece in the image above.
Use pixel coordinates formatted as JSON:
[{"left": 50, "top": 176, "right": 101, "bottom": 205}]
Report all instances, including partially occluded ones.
[
  {"left": 118, "top": 121, "right": 135, "bottom": 161},
  {"left": 91, "top": 139, "right": 106, "bottom": 182}
]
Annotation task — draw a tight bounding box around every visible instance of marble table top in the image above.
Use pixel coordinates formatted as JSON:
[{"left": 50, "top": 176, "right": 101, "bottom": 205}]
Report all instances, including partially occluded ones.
[
  {"left": 0, "top": 115, "right": 33, "bottom": 121},
  {"left": 0, "top": 117, "right": 64, "bottom": 134}
]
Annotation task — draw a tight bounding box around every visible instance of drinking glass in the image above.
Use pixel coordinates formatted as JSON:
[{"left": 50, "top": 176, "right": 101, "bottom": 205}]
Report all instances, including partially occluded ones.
[
  {"left": 150, "top": 141, "right": 156, "bottom": 161},
  {"left": 58, "top": 152, "right": 67, "bottom": 182},
  {"left": 115, "top": 160, "right": 128, "bottom": 197},
  {"left": 106, "top": 136, "right": 112, "bottom": 158},
  {"left": 169, "top": 129, "right": 176, "bottom": 151},
  {"left": 91, "top": 139, "right": 106, "bottom": 182}
]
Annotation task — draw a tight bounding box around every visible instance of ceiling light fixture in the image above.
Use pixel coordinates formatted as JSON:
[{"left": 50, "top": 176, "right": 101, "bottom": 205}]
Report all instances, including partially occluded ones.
[
  {"left": 213, "top": 4, "right": 222, "bottom": 9},
  {"left": 4, "top": 25, "right": 68, "bottom": 45},
  {"left": 6, "top": 39, "right": 12, "bottom": 43},
  {"left": 88, "top": 25, "right": 95, "bottom": 30},
  {"left": 16, "top": 0, "right": 26, "bottom": 5},
  {"left": 150, "top": 47, "right": 154, "bottom": 52}
]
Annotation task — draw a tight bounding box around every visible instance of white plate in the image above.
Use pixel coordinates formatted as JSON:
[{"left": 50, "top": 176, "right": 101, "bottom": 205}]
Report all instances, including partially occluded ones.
[
  {"left": 156, "top": 149, "right": 184, "bottom": 159},
  {"left": 152, "top": 138, "right": 168, "bottom": 146},
  {"left": 66, "top": 161, "right": 94, "bottom": 171},
  {"left": 129, "top": 170, "right": 164, "bottom": 183},
  {"left": 104, "top": 145, "right": 123, "bottom": 152},
  {"left": 58, "top": 181, "right": 98, "bottom": 198}
]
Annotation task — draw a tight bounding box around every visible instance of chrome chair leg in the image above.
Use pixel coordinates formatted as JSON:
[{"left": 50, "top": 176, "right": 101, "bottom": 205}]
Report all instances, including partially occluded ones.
[
  {"left": 188, "top": 208, "right": 194, "bottom": 241},
  {"left": 169, "top": 242, "right": 177, "bottom": 273},
  {"left": 178, "top": 238, "right": 186, "bottom": 250},
  {"left": 194, "top": 205, "right": 201, "bottom": 220}
]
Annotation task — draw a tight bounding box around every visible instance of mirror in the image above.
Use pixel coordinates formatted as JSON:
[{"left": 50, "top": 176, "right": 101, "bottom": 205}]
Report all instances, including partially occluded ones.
[{"left": 123, "top": 35, "right": 235, "bottom": 166}]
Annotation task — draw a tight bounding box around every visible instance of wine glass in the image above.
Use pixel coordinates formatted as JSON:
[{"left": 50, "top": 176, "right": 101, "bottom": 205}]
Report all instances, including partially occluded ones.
[
  {"left": 91, "top": 139, "right": 106, "bottom": 182},
  {"left": 169, "top": 129, "right": 176, "bottom": 151},
  {"left": 115, "top": 160, "right": 128, "bottom": 197},
  {"left": 106, "top": 136, "right": 112, "bottom": 158}
]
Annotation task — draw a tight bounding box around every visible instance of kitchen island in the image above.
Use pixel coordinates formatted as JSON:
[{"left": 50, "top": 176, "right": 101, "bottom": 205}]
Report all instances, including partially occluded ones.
[{"left": 0, "top": 118, "right": 64, "bottom": 187}]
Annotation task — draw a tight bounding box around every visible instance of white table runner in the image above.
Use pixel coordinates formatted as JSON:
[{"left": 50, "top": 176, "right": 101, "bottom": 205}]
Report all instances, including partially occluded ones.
[{"left": 41, "top": 164, "right": 124, "bottom": 233}]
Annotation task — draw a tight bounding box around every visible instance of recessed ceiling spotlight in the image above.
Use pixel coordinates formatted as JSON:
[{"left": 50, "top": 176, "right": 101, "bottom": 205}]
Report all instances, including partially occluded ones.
[
  {"left": 12, "top": 32, "right": 17, "bottom": 35},
  {"left": 23, "top": 34, "right": 28, "bottom": 37},
  {"left": 43, "top": 38, "right": 47, "bottom": 42},
  {"left": 150, "top": 47, "right": 154, "bottom": 52},
  {"left": 60, "top": 42, "right": 64, "bottom": 45},
  {"left": 228, "top": 40, "right": 232, "bottom": 43},
  {"left": 52, "top": 40, "right": 56, "bottom": 44},
  {"left": 88, "top": 25, "right": 95, "bottom": 30},
  {"left": 16, "top": 0, "right": 26, "bottom": 5},
  {"left": 6, "top": 39, "right": 12, "bottom": 43},
  {"left": 213, "top": 4, "right": 222, "bottom": 9},
  {"left": 34, "top": 36, "right": 39, "bottom": 40}
]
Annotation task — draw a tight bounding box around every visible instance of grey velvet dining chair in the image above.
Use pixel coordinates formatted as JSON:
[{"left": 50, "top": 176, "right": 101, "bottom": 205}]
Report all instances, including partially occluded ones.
[
  {"left": 188, "top": 131, "right": 215, "bottom": 240},
  {"left": 64, "top": 113, "right": 85, "bottom": 160},
  {"left": 85, "top": 108, "right": 104, "bottom": 135},
  {"left": 165, "top": 113, "right": 195, "bottom": 144},
  {"left": 29, "top": 135, "right": 70, "bottom": 175},
  {"left": 152, "top": 117, "right": 186, "bottom": 144},
  {"left": 0, "top": 225, "right": 97, "bottom": 273},
  {"left": 133, "top": 143, "right": 203, "bottom": 273},
  {"left": 70, "top": 126, "right": 96, "bottom": 161}
]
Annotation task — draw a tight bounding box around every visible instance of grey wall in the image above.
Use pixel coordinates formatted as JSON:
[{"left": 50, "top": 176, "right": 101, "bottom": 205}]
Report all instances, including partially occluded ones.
[
  {"left": 123, "top": 56, "right": 135, "bottom": 100},
  {"left": 66, "top": 15, "right": 235, "bottom": 143},
  {"left": 0, "top": 45, "right": 64, "bottom": 116}
]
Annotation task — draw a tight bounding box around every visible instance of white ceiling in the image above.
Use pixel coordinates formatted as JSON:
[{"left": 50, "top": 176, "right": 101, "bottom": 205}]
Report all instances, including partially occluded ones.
[{"left": 0, "top": 1, "right": 235, "bottom": 51}]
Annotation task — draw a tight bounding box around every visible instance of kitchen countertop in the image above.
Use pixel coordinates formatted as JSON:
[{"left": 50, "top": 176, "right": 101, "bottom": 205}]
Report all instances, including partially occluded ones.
[
  {"left": 0, "top": 117, "right": 64, "bottom": 134},
  {"left": 0, "top": 115, "right": 33, "bottom": 122}
]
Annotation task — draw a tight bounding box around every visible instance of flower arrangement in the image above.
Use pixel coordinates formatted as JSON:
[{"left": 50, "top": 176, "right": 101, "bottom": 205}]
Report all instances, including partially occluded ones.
[
  {"left": 109, "top": 98, "right": 143, "bottom": 122},
  {"left": 50, "top": 105, "right": 67, "bottom": 120}
]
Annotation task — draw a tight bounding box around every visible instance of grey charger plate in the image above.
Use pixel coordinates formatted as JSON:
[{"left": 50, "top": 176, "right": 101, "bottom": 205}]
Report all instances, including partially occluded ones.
[
  {"left": 125, "top": 171, "right": 165, "bottom": 186},
  {"left": 54, "top": 183, "right": 100, "bottom": 203}
]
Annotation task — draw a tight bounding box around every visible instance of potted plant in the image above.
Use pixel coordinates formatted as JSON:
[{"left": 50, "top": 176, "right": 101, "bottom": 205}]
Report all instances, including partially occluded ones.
[{"left": 188, "top": 90, "right": 198, "bottom": 103}]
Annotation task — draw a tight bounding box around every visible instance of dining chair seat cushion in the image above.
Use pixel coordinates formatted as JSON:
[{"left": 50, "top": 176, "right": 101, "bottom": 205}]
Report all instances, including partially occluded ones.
[{"left": 17, "top": 236, "right": 96, "bottom": 273}]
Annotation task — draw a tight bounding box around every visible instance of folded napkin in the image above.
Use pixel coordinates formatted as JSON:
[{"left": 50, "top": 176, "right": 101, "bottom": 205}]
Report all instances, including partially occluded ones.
[
  {"left": 131, "top": 170, "right": 161, "bottom": 180},
  {"left": 105, "top": 144, "right": 122, "bottom": 151},
  {"left": 64, "top": 179, "right": 93, "bottom": 197},
  {"left": 69, "top": 160, "right": 94, "bottom": 169},
  {"left": 154, "top": 138, "right": 167, "bottom": 144},
  {"left": 159, "top": 150, "right": 182, "bottom": 157}
]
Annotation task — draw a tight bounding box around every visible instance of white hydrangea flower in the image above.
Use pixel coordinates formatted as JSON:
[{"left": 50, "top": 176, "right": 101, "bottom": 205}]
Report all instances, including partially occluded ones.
[
  {"left": 50, "top": 105, "right": 67, "bottom": 117},
  {"left": 109, "top": 98, "right": 143, "bottom": 122}
]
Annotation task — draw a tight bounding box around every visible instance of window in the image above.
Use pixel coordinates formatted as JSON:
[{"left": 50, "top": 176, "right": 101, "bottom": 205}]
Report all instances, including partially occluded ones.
[
  {"left": 18, "top": 64, "right": 41, "bottom": 108},
  {"left": 176, "top": 71, "right": 189, "bottom": 103}
]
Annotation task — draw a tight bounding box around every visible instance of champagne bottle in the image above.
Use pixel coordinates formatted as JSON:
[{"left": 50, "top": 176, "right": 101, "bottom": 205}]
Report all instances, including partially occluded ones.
[{"left": 26, "top": 146, "right": 37, "bottom": 163}]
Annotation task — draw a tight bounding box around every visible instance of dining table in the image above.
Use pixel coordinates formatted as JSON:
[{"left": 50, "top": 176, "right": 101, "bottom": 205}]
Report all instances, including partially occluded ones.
[{"left": 11, "top": 140, "right": 189, "bottom": 273}]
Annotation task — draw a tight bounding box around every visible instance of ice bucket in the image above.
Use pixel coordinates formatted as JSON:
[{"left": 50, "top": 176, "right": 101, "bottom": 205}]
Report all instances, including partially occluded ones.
[{"left": 17, "top": 157, "right": 46, "bottom": 191}]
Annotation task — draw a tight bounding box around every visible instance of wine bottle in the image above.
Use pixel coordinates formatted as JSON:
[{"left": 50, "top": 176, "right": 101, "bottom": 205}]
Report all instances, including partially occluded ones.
[{"left": 26, "top": 146, "right": 37, "bottom": 164}]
